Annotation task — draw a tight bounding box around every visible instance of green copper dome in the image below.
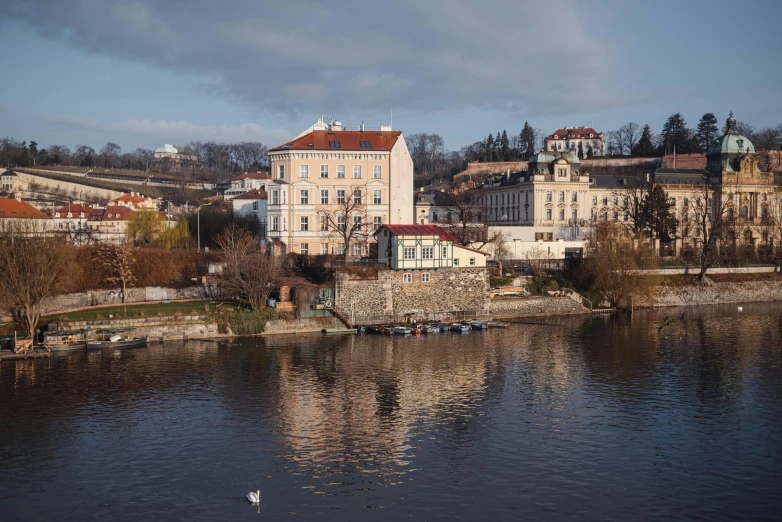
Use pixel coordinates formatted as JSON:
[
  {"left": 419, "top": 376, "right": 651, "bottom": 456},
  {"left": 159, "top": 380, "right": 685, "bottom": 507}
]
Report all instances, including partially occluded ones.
[{"left": 708, "top": 112, "right": 755, "bottom": 155}]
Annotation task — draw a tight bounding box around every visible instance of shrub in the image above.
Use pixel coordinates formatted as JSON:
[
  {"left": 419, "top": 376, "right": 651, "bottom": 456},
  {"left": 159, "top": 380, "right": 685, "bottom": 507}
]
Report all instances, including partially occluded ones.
[
  {"left": 222, "top": 308, "right": 288, "bottom": 336},
  {"left": 490, "top": 276, "right": 513, "bottom": 288}
]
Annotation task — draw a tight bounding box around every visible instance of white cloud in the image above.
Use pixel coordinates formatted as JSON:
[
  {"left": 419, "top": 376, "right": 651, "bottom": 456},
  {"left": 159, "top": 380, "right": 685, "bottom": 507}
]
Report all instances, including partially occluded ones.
[{"left": 42, "top": 115, "right": 290, "bottom": 144}]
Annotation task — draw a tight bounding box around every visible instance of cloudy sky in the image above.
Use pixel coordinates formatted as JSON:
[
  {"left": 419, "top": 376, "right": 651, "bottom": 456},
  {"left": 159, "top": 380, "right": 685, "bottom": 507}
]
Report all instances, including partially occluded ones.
[{"left": 1, "top": 0, "right": 780, "bottom": 152}]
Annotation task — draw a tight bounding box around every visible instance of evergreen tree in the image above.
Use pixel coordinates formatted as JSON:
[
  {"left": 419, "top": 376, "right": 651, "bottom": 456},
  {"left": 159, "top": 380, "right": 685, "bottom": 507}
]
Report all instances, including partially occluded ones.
[
  {"left": 661, "top": 113, "right": 689, "bottom": 155},
  {"left": 520, "top": 122, "right": 535, "bottom": 159},
  {"left": 494, "top": 132, "right": 502, "bottom": 161},
  {"left": 641, "top": 185, "right": 677, "bottom": 241},
  {"left": 634, "top": 124, "right": 655, "bottom": 156},
  {"left": 485, "top": 134, "right": 494, "bottom": 162},
  {"left": 696, "top": 113, "right": 718, "bottom": 152},
  {"left": 688, "top": 136, "right": 703, "bottom": 153},
  {"left": 500, "top": 130, "right": 510, "bottom": 162},
  {"left": 577, "top": 142, "right": 584, "bottom": 160}
]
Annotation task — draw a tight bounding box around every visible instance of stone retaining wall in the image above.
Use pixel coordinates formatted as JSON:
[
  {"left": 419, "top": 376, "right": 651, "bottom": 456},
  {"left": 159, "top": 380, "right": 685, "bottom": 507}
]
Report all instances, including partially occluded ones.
[
  {"left": 634, "top": 280, "right": 782, "bottom": 308},
  {"left": 264, "top": 317, "right": 341, "bottom": 335},
  {"left": 48, "top": 315, "right": 224, "bottom": 342},
  {"left": 335, "top": 268, "right": 490, "bottom": 325},
  {"left": 41, "top": 285, "right": 216, "bottom": 314},
  {"left": 490, "top": 296, "right": 589, "bottom": 317}
]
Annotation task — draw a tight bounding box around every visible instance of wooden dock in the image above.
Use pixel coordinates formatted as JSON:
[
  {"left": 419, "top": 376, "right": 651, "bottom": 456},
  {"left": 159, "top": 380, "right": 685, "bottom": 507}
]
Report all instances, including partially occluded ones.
[{"left": 0, "top": 350, "right": 51, "bottom": 361}]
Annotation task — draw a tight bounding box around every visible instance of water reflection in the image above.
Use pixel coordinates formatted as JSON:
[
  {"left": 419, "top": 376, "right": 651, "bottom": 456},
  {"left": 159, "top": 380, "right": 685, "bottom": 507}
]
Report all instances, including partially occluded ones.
[{"left": 1, "top": 304, "right": 781, "bottom": 521}]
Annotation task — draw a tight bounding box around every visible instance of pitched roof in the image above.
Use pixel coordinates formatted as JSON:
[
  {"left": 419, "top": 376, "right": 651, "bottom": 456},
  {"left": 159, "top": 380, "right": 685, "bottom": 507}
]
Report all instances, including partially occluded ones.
[
  {"left": 109, "top": 193, "right": 154, "bottom": 207},
  {"left": 100, "top": 206, "right": 136, "bottom": 220},
  {"left": 233, "top": 172, "right": 271, "bottom": 181},
  {"left": 233, "top": 188, "right": 268, "bottom": 200},
  {"left": 548, "top": 127, "right": 601, "bottom": 139},
  {"left": 54, "top": 203, "right": 92, "bottom": 217},
  {"left": 1, "top": 170, "right": 18, "bottom": 177},
  {"left": 272, "top": 130, "right": 402, "bottom": 152},
  {"left": 377, "top": 224, "right": 460, "bottom": 242},
  {"left": 0, "top": 198, "right": 51, "bottom": 219}
]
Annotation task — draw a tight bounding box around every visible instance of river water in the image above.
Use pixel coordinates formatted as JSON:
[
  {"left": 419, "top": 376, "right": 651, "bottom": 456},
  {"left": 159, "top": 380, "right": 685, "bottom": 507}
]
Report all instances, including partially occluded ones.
[{"left": 2, "top": 303, "right": 781, "bottom": 521}]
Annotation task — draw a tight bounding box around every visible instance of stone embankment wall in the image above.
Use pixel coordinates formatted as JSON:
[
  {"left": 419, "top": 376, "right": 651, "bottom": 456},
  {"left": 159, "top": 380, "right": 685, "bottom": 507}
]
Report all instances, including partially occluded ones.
[
  {"left": 14, "top": 170, "right": 123, "bottom": 200},
  {"left": 48, "top": 315, "right": 224, "bottom": 342},
  {"left": 41, "top": 285, "right": 217, "bottom": 315},
  {"left": 634, "top": 280, "right": 782, "bottom": 308},
  {"left": 264, "top": 317, "right": 341, "bottom": 334},
  {"left": 335, "top": 268, "right": 490, "bottom": 324},
  {"left": 490, "top": 296, "right": 589, "bottom": 317},
  {"left": 457, "top": 157, "right": 659, "bottom": 177}
]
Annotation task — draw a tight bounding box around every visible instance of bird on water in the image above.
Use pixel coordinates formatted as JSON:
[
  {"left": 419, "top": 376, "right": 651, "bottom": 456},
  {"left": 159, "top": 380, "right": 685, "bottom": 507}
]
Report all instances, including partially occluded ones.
[{"left": 247, "top": 490, "right": 260, "bottom": 504}]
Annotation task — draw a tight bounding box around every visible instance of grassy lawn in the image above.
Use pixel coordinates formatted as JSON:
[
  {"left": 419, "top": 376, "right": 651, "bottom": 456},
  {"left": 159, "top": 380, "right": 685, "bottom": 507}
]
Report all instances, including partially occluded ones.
[{"left": 50, "top": 300, "right": 242, "bottom": 322}]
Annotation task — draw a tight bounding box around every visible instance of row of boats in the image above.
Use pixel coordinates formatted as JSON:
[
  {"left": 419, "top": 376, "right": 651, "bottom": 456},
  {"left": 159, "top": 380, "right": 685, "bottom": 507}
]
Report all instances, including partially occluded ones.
[
  {"left": 41, "top": 328, "right": 148, "bottom": 352},
  {"left": 365, "top": 321, "right": 509, "bottom": 336}
]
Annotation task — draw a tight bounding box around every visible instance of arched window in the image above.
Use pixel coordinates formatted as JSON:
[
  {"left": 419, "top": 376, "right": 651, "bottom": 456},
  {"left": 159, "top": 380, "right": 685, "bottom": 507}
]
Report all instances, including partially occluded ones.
[
  {"left": 741, "top": 205, "right": 748, "bottom": 218},
  {"left": 761, "top": 206, "right": 768, "bottom": 222}
]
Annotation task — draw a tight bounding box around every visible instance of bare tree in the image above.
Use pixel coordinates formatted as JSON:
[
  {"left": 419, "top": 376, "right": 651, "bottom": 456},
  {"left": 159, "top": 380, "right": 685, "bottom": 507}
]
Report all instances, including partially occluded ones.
[
  {"left": 215, "top": 223, "right": 280, "bottom": 309},
  {"left": 0, "top": 221, "right": 69, "bottom": 340},
  {"left": 318, "top": 186, "right": 367, "bottom": 260},
  {"left": 437, "top": 191, "right": 485, "bottom": 245},
  {"left": 617, "top": 122, "right": 642, "bottom": 156},
  {"left": 96, "top": 242, "right": 136, "bottom": 314},
  {"left": 613, "top": 168, "right": 650, "bottom": 236},
  {"left": 686, "top": 180, "right": 734, "bottom": 281}
]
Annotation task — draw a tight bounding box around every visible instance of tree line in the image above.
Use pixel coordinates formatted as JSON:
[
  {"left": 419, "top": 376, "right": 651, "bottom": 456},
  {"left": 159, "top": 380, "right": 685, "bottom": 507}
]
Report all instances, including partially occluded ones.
[{"left": 0, "top": 138, "right": 271, "bottom": 181}]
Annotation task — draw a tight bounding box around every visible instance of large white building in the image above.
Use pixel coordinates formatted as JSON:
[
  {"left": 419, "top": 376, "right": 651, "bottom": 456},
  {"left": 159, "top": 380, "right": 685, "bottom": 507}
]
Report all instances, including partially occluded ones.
[
  {"left": 266, "top": 118, "right": 414, "bottom": 256},
  {"left": 544, "top": 126, "right": 605, "bottom": 157}
]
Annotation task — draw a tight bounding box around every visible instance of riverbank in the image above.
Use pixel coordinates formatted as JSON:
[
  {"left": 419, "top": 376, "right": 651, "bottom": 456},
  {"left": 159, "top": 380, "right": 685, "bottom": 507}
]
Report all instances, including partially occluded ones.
[{"left": 634, "top": 277, "right": 782, "bottom": 308}]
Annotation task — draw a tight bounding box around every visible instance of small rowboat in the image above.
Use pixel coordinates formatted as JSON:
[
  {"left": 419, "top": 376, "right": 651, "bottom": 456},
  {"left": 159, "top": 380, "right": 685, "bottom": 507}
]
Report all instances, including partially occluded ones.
[
  {"left": 468, "top": 321, "right": 488, "bottom": 330},
  {"left": 86, "top": 328, "right": 147, "bottom": 350},
  {"left": 487, "top": 322, "right": 510, "bottom": 328},
  {"left": 449, "top": 324, "right": 470, "bottom": 333}
]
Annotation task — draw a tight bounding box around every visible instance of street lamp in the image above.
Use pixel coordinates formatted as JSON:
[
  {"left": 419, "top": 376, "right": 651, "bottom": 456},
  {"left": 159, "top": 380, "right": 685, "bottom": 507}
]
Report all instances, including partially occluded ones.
[{"left": 197, "top": 203, "right": 211, "bottom": 251}]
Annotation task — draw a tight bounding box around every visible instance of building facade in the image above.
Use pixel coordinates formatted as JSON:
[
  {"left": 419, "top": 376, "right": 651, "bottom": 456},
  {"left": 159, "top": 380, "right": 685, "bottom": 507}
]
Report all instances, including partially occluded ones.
[
  {"left": 266, "top": 118, "right": 414, "bottom": 256},
  {"left": 149, "top": 144, "right": 200, "bottom": 173},
  {"left": 375, "top": 224, "right": 489, "bottom": 270},
  {"left": 231, "top": 188, "right": 268, "bottom": 236},
  {"left": 224, "top": 172, "right": 272, "bottom": 200},
  {"left": 544, "top": 126, "right": 605, "bottom": 157}
]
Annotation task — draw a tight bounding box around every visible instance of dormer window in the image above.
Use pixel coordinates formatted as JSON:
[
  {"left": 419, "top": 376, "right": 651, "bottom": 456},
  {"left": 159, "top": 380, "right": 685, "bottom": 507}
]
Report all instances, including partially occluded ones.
[
  {"left": 329, "top": 141, "right": 341, "bottom": 148},
  {"left": 359, "top": 141, "right": 371, "bottom": 148}
]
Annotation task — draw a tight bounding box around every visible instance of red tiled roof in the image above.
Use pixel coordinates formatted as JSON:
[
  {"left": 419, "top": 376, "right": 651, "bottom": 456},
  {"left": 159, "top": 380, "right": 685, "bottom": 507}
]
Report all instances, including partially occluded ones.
[
  {"left": 232, "top": 172, "right": 271, "bottom": 181},
  {"left": 377, "top": 224, "right": 460, "bottom": 242},
  {"left": 112, "top": 193, "right": 150, "bottom": 203},
  {"left": 548, "top": 127, "right": 601, "bottom": 139},
  {"left": 272, "top": 130, "right": 402, "bottom": 152},
  {"left": 54, "top": 203, "right": 92, "bottom": 217},
  {"left": 233, "top": 188, "right": 267, "bottom": 200},
  {"left": 0, "top": 198, "right": 51, "bottom": 219},
  {"left": 100, "top": 206, "right": 136, "bottom": 221}
]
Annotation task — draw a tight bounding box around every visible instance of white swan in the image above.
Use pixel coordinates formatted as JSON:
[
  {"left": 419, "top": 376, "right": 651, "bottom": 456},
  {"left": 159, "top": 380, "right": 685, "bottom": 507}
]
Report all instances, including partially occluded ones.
[
  {"left": 247, "top": 490, "right": 260, "bottom": 504},
  {"left": 738, "top": 306, "right": 744, "bottom": 312}
]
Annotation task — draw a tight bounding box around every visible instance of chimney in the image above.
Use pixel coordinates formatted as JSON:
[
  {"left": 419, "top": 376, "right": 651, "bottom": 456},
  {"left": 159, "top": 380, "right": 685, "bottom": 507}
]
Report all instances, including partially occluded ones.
[{"left": 361, "top": 121, "right": 365, "bottom": 133}]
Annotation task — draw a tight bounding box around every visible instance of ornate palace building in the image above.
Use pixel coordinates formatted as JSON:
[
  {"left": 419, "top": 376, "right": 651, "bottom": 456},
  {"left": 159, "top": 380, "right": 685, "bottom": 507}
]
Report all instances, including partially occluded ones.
[{"left": 544, "top": 126, "right": 605, "bottom": 157}]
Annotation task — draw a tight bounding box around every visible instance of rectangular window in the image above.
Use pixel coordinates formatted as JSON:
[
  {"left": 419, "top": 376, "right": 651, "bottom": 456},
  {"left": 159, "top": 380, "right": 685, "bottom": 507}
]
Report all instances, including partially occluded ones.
[
  {"left": 277, "top": 165, "right": 285, "bottom": 179},
  {"left": 546, "top": 191, "right": 552, "bottom": 202},
  {"left": 559, "top": 191, "right": 565, "bottom": 202},
  {"left": 373, "top": 190, "right": 382, "bottom": 204},
  {"left": 558, "top": 168, "right": 567, "bottom": 177},
  {"left": 559, "top": 209, "right": 565, "bottom": 221},
  {"left": 671, "top": 198, "right": 676, "bottom": 206},
  {"left": 282, "top": 191, "right": 286, "bottom": 204},
  {"left": 572, "top": 209, "right": 577, "bottom": 222},
  {"left": 272, "top": 191, "right": 279, "bottom": 205},
  {"left": 572, "top": 191, "right": 578, "bottom": 202},
  {"left": 337, "top": 190, "right": 346, "bottom": 204},
  {"left": 421, "top": 272, "right": 430, "bottom": 282},
  {"left": 320, "top": 165, "right": 329, "bottom": 178},
  {"left": 252, "top": 201, "right": 258, "bottom": 211},
  {"left": 453, "top": 258, "right": 459, "bottom": 266},
  {"left": 442, "top": 246, "right": 448, "bottom": 258},
  {"left": 546, "top": 209, "right": 552, "bottom": 220},
  {"left": 469, "top": 258, "right": 475, "bottom": 266},
  {"left": 300, "top": 190, "right": 309, "bottom": 204},
  {"left": 300, "top": 216, "right": 309, "bottom": 231},
  {"left": 592, "top": 196, "right": 597, "bottom": 205},
  {"left": 320, "top": 215, "right": 328, "bottom": 231},
  {"left": 353, "top": 189, "right": 362, "bottom": 204},
  {"left": 404, "top": 246, "right": 416, "bottom": 260},
  {"left": 320, "top": 189, "right": 329, "bottom": 205},
  {"left": 613, "top": 196, "right": 618, "bottom": 205},
  {"left": 351, "top": 243, "right": 362, "bottom": 257},
  {"left": 282, "top": 216, "right": 287, "bottom": 230},
  {"left": 321, "top": 243, "right": 329, "bottom": 255},
  {"left": 337, "top": 243, "right": 346, "bottom": 255},
  {"left": 300, "top": 165, "right": 309, "bottom": 178},
  {"left": 271, "top": 216, "right": 279, "bottom": 231},
  {"left": 403, "top": 273, "right": 412, "bottom": 283},
  {"left": 353, "top": 165, "right": 362, "bottom": 179},
  {"left": 422, "top": 246, "right": 434, "bottom": 259},
  {"left": 373, "top": 216, "right": 382, "bottom": 231},
  {"left": 352, "top": 215, "right": 362, "bottom": 230},
  {"left": 337, "top": 165, "right": 346, "bottom": 178},
  {"left": 373, "top": 165, "right": 382, "bottom": 178},
  {"left": 432, "top": 212, "right": 438, "bottom": 222},
  {"left": 360, "top": 141, "right": 372, "bottom": 149},
  {"left": 329, "top": 141, "right": 341, "bottom": 148},
  {"left": 337, "top": 215, "right": 346, "bottom": 231},
  {"left": 300, "top": 243, "right": 308, "bottom": 255}
]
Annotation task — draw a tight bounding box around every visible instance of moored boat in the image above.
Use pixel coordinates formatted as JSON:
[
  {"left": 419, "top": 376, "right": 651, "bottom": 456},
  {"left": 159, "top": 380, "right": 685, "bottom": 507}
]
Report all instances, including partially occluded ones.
[
  {"left": 86, "top": 328, "right": 147, "bottom": 350},
  {"left": 449, "top": 324, "right": 470, "bottom": 333},
  {"left": 487, "top": 321, "right": 510, "bottom": 328},
  {"left": 468, "top": 321, "right": 488, "bottom": 330},
  {"left": 44, "top": 329, "right": 89, "bottom": 352}
]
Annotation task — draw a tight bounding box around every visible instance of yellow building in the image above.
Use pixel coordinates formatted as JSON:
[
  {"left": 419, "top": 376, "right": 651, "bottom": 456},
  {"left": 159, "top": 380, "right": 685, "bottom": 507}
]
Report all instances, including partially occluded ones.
[{"left": 266, "top": 118, "right": 414, "bottom": 256}]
